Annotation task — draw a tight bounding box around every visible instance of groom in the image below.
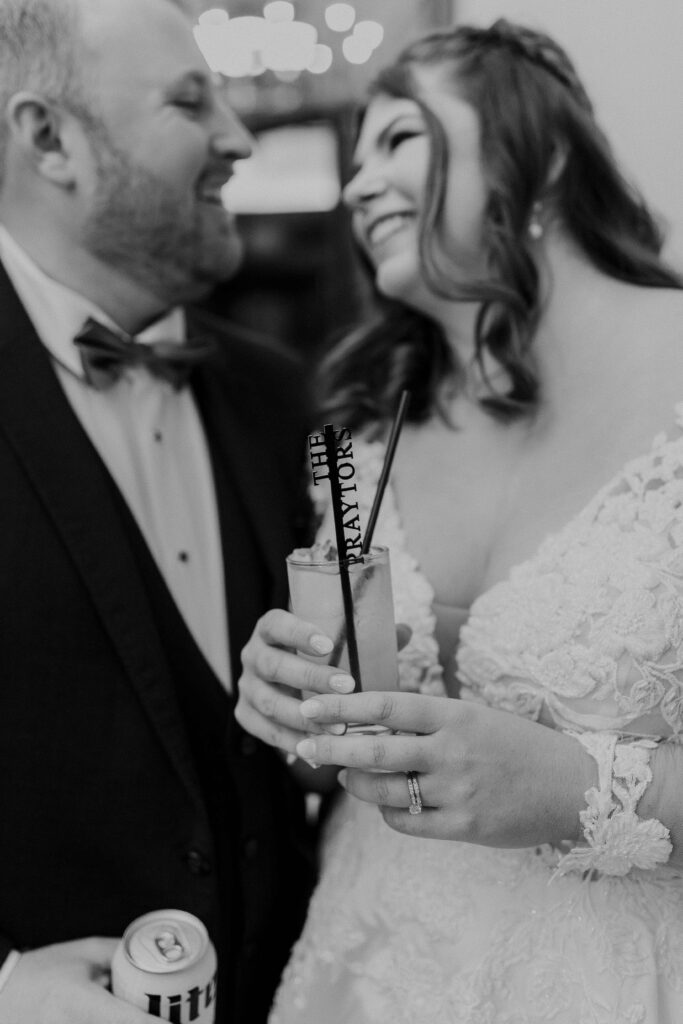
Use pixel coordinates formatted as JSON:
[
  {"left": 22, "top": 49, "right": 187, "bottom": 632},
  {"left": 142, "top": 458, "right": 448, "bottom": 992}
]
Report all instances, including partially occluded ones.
[{"left": 0, "top": 0, "right": 314, "bottom": 1021}]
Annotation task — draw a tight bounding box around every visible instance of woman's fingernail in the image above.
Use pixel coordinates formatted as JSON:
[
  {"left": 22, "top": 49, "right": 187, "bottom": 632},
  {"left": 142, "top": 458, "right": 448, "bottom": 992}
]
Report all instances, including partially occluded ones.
[
  {"left": 296, "top": 738, "right": 316, "bottom": 759},
  {"left": 311, "top": 634, "right": 333, "bottom": 655},
  {"left": 330, "top": 674, "right": 355, "bottom": 693},
  {"left": 300, "top": 699, "right": 323, "bottom": 719},
  {"left": 338, "top": 769, "right": 347, "bottom": 787},
  {"left": 325, "top": 723, "right": 347, "bottom": 736}
]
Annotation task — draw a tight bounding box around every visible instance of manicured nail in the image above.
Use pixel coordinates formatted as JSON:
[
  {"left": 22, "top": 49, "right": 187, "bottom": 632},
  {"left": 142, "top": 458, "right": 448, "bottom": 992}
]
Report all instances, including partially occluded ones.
[
  {"left": 296, "top": 738, "right": 316, "bottom": 759},
  {"left": 310, "top": 634, "right": 333, "bottom": 655},
  {"left": 300, "top": 699, "right": 323, "bottom": 719},
  {"left": 286, "top": 753, "right": 297, "bottom": 766},
  {"left": 338, "top": 769, "right": 347, "bottom": 787},
  {"left": 324, "top": 724, "right": 348, "bottom": 736},
  {"left": 330, "top": 674, "right": 355, "bottom": 693}
]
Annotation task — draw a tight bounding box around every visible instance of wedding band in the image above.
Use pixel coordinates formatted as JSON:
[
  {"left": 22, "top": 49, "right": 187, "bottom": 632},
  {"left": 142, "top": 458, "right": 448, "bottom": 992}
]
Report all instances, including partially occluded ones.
[{"left": 406, "top": 770, "right": 423, "bottom": 815}]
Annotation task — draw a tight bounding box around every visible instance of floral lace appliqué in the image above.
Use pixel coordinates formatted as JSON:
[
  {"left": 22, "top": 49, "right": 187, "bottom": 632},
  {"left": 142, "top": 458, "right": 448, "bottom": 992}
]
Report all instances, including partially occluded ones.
[
  {"left": 459, "top": 407, "right": 683, "bottom": 739},
  {"left": 555, "top": 733, "right": 672, "bottom": 878}
]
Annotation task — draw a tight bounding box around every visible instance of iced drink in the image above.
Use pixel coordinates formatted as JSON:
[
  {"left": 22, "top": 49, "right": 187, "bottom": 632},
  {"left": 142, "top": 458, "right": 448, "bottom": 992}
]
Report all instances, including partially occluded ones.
[{"left": 286, "top": 543, "right": 398, "bottom": 691}]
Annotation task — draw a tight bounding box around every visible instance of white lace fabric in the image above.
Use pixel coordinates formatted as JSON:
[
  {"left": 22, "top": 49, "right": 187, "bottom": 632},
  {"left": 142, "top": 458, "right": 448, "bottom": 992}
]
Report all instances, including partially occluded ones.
[
  {"left": 555, "top": 733, "right": 672, "bottom": 878},
  {"left": 458, "top": 408, "right": 683, "bottom": 738},
  {"left": 271, "top": 417, "right": 683, "bottom": 1024}
]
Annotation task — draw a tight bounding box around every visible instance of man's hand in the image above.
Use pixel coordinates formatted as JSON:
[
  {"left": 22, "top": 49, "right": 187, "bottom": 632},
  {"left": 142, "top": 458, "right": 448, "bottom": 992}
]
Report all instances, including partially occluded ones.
[{"left": 0, "top": 938, "right": 160, "bottom": 1024}]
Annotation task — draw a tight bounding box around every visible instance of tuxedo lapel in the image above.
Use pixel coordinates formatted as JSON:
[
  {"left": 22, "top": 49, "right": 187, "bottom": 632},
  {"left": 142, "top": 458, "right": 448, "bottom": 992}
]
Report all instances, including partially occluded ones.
[{"left": 0, "top": 268, "right": 205, "bottom": 807}]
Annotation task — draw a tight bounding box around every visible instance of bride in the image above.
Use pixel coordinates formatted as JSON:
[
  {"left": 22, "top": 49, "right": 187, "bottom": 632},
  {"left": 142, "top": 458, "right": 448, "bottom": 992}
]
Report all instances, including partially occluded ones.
[{"left": 236, "top": 20, "right": 683, "bottom": 1023}]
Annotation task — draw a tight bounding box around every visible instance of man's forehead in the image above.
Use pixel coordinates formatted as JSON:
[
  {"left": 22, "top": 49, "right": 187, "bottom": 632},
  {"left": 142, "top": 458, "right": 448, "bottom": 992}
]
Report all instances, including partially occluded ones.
[
  {"left": 75, "top": 0, "right": 191, "bottom": 24},
  {"left": 77, "top": 0, "right": 204, "bottom": 77}
]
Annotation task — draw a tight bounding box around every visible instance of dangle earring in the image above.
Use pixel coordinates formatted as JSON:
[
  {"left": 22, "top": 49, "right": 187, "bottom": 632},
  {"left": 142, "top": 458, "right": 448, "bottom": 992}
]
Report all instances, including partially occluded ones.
[{"left": 527, "top": 201, "right": 544, "bottom": 241}]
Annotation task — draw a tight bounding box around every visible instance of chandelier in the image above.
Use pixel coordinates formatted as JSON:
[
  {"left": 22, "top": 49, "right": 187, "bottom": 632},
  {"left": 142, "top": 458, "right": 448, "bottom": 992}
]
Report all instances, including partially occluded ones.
[{"left": 194, "top": 2, "right": 385, "bottom": 79}]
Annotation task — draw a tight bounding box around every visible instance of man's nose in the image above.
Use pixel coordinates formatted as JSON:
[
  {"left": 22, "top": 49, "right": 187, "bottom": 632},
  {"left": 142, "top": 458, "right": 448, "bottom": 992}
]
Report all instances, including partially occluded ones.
[{"left": 210, "top": 99, "right": 254, "bottom": 161}]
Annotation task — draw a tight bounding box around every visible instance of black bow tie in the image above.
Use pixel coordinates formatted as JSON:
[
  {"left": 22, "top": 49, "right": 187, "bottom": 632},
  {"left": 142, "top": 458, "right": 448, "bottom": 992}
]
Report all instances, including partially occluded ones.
[{"left": 73, "top": 317, "right": 215, "bottom": 391}]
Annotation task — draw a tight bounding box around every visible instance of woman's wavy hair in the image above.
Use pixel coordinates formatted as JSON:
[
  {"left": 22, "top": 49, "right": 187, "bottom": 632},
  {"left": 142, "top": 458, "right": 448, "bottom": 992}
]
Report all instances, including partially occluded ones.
[{"left": 319, "top": 20, "right": 682, "bottom": 431}]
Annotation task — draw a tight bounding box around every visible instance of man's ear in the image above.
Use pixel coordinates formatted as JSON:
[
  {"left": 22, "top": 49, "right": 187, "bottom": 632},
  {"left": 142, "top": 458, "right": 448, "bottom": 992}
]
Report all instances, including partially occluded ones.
[{"left": 5, "top": 91, "right": 77, "bottom": 187}]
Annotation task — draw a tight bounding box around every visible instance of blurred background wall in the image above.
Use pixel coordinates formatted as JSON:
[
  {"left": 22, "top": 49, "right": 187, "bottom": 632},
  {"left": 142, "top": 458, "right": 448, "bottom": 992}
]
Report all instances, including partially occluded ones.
[
  {"left": 455, "top": 0, "right": 683, "bottom": 266},
  {"left": 198, "top": 1, "right": 683, "bottom": 354}
]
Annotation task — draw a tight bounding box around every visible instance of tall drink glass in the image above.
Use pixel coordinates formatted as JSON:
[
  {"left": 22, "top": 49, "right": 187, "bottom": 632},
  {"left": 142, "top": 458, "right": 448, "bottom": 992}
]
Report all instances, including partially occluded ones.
[{"left": 286, "top": 544, "right": 398, "bottom": 696}]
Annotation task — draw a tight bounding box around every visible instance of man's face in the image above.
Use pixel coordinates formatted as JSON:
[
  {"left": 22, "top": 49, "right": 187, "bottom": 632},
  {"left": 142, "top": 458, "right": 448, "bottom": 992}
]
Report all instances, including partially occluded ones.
[{"left": 76, "top": 0, "right": 251, "bottom": 303}]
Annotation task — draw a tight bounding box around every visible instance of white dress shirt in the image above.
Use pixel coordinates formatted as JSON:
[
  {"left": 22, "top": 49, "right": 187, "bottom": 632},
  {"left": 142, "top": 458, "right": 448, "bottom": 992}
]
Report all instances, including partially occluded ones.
[{"left": 0, "top": 225, "right": 231, "bottom": 691}]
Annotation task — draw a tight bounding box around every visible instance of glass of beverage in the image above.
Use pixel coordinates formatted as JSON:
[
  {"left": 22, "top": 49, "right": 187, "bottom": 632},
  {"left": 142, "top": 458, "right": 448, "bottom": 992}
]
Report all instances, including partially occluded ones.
[{"left": 286, "top": 543, "right": 398, "bottom": 699}]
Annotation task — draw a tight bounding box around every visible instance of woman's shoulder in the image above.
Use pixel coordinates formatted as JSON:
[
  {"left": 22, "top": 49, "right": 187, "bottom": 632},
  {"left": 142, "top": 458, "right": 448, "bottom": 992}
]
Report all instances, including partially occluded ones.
[
  {"left": 624, "top": 285, "right": 683, "bottom": 351},
  {"left": 616, "top": 286, "right": 683, "bottom": 414},
  {"left": 653, "top": 288, "right": 683, "bottom": 361}
]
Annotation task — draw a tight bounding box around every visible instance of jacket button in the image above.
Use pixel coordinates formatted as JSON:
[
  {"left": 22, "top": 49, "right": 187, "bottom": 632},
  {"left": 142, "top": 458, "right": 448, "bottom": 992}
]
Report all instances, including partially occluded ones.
[
  {"left": 185, "top": 849, "right": 212, "bottom": 875},
  {"left": 240, "top": 735, "right": 258, "bottom": 757},
  {"left": 243, "top": 838, "right": 260, "bottom": 861}
]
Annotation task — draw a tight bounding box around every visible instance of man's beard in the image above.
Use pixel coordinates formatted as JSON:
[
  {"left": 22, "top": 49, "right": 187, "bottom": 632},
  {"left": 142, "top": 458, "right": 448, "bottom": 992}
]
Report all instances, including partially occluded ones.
[{"left": 81, "top": 124, "right": 243, "bottom": 305}]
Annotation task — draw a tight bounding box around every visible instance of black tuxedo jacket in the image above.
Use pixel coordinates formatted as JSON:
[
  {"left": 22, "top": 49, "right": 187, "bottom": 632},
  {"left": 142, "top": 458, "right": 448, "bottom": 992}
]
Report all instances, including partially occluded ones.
[{"left": 0, "top": 265, "right": 315, "bottom": 1022}]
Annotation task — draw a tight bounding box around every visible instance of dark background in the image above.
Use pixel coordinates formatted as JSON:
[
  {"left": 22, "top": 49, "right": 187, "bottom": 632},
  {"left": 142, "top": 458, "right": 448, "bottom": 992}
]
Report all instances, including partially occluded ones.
[{"left": 203, "top": 105, "right": 371, "bottom": 360}]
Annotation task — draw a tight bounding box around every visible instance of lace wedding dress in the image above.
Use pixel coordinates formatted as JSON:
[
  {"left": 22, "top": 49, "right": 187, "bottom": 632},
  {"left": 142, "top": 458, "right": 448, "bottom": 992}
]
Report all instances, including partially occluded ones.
[{"left": 270, "top": 416, "right": 683, "bottom": 1024}]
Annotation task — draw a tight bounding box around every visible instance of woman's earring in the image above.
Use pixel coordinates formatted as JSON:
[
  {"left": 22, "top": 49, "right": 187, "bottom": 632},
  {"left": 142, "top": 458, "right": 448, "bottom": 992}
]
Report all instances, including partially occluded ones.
[{"left": 528, "top": 201, "right": 544, "bottom": 241}]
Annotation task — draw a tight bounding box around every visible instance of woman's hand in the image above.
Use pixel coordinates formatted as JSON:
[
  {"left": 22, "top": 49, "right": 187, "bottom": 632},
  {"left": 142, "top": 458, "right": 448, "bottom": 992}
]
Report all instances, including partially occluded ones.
[
  {"left": 294, "top": 691, "right": 596, "bottom": 847},
  {"left": 235, "top": 609, "right": 356, "bottom": 756}
]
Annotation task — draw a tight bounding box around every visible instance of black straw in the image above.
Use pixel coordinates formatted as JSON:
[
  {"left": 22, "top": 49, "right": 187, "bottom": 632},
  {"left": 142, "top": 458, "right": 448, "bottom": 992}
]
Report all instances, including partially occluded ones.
[
  {"left": 361, "top": 390, "right": 410, "bottom": 554},
  {"left": 327, "top": 392, "right": 410, "bottom": 675}
]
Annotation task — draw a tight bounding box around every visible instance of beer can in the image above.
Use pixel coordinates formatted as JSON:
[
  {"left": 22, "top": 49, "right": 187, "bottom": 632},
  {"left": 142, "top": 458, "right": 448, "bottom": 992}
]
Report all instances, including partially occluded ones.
[{"left": 112, "top": 909, "right": 217, "bottom": 1023}]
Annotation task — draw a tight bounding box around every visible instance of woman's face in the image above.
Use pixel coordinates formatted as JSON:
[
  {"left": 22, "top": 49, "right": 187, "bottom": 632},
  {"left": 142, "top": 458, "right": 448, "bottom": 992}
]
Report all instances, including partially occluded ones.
[{"left": 343, "top": 68, "right": 489, "bottom": 316}]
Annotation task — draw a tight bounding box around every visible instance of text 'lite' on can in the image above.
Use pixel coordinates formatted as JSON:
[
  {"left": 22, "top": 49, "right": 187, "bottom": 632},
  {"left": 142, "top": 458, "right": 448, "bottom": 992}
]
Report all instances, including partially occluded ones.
[{"left": 111, "top": 909, "right": 217, "bottom": 1023}]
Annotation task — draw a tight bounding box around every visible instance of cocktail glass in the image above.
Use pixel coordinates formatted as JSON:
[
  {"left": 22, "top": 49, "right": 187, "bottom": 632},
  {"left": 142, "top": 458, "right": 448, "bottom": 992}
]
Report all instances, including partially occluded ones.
[{"left": 286, "top": 544, "right": 398, "bottom": 703}]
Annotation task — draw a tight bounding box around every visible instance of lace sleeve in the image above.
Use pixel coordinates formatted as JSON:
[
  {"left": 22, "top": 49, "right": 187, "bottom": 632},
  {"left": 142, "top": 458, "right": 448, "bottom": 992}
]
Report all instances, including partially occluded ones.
[
  {"left": 554, "top": 732, "right": 672, "bottom": 877},
  {"left": 538, "top": 429, "right": 683, "bottom": 739}
]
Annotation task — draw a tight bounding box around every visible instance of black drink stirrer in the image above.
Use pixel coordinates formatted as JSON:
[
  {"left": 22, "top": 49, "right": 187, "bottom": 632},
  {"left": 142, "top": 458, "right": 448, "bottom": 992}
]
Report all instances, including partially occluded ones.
[{"left": 323, "top": 423, "right": 363, "bottom": 692}]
